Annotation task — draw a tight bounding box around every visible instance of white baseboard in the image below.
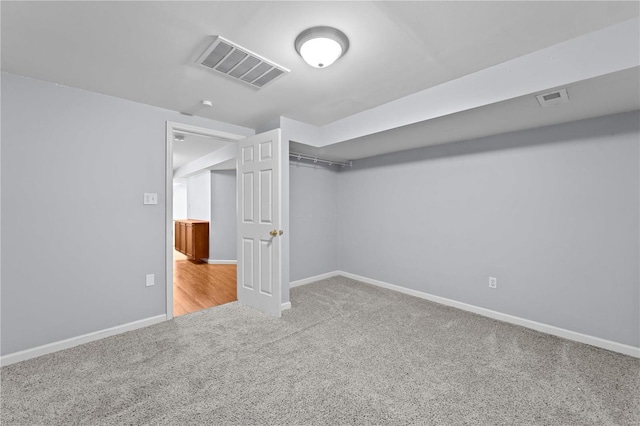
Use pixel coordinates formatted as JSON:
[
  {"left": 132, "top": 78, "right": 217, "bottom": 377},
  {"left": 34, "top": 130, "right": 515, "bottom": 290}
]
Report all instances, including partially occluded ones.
[
  {"left": 338, "top": 271, "right": 640, "bottom": 359},
  {"left": 290, "top": 270, "right": 341, "bottom": 288},
  {"left": 206, "top": 259, "right": 237, "bottom": 265},
  {"left": 284, "top": 270, "right": 341, "bottom": 310},
  {"left": 6, "top": 273, "right": 635, "bottom": 366},
  {"left": 0, "top": 314, "right": 167, "bottom": 367}
]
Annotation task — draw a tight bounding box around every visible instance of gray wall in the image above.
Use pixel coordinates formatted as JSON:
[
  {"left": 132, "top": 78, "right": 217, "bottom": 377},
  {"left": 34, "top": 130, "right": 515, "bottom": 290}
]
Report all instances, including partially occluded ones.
[
  {"left": 210, "top": 170, "right": 237, "bottom": 261},
  {"left": 186, "top": 171, "right": 210, "bottom": 221},
  {"left": 337, "top": 112, "right": 639, "bottom": 347},
  {"left": 0, "top": 72, "right": 252, "bottom": 355},
  {"left": 3, "top": 70, "right": 637, "bottom": 354},
  {"left": 290, "top": 162, "right": 339, "bottom": 281},
  {"left": 172, "top": 178, "right": 187, "bottom": 220}
]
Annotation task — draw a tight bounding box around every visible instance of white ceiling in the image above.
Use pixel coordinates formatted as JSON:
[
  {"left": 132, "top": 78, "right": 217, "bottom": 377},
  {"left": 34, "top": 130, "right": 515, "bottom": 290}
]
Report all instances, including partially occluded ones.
[
  {"left": 291, "top": 67, "right": 640, "bottom": 161},
  {"left": 2, "top": 1, "right": 638, "bottom": 131},
  {"left": 172, "top": 133, "right": 233, "bottom": 170}
]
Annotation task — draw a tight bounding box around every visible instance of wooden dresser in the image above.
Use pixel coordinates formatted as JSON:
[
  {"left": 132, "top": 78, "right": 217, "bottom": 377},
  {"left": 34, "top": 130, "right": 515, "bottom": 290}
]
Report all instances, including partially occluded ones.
[{"left": 174, "top": 220, "right": 209, "bottom": 260}]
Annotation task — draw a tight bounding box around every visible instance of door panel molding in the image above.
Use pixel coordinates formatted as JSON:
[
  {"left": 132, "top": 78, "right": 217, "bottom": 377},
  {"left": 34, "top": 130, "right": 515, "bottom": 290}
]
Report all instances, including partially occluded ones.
[{"left": 236, "top": 129, "right": 282, "bottom": 317}]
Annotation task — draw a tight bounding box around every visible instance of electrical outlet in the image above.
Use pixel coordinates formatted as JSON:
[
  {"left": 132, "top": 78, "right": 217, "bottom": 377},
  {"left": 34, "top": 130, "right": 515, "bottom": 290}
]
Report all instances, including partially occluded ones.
[
  {"left": 146, "top": 274, "right": 155, "bottom": 287},
  {"left": 489, "top": 277, "right": 497, "bottom": 289}
]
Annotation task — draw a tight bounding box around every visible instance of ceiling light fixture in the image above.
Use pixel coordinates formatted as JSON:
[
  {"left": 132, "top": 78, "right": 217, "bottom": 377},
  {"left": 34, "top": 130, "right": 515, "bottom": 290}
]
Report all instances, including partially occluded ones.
[{"left": 295, "top": 26, "right": 349, "bottom": 68}]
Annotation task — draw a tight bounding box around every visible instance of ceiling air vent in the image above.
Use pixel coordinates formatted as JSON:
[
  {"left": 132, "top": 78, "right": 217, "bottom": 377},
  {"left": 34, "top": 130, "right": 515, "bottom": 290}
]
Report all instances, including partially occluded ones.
[
  {"left": 536, "top": 89, "right": 569, "bottom": 107},
  {"left": 196, "top": 36, "right": 289, "bottom": 89}
]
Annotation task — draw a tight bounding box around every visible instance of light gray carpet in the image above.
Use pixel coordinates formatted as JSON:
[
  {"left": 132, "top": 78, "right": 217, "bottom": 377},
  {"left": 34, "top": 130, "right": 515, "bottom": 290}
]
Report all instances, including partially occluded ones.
[{"left": 1, "top": 276, "right": 639, "bottom": 425}]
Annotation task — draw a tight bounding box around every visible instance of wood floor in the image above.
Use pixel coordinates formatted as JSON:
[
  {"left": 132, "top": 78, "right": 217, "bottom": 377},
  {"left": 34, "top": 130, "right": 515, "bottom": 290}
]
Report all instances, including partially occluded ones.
[{"left": 173, "top": 251, "right": 237, "bottom": 317}]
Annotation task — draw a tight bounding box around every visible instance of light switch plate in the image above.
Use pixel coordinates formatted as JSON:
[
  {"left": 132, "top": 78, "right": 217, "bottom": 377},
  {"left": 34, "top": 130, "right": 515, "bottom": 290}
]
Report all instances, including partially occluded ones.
[
  {"left": 144, "top": 193, "right": 158, "bottom": 205},
  {"left": 146, "top": 274, "right": 155, "bottom": 287}
]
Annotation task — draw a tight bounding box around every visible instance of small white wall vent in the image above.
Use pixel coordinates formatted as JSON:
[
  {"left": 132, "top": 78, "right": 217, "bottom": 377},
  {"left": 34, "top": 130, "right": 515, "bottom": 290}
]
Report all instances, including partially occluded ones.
[
  {"left": 196, "top": 36, "right": 289, "bottom": 89},
  {"left": 536, "top": 89, "right": 569, "bottom": 107}
]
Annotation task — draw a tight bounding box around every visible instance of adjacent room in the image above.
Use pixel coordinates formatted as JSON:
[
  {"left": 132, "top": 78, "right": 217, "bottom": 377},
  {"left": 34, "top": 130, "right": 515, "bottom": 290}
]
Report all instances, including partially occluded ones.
[
  {"left": 171, "top": 126, "right": 239, "bottom": 316},
  {"left": 1, "top": 1, "right": 639, "bottom": 425}
]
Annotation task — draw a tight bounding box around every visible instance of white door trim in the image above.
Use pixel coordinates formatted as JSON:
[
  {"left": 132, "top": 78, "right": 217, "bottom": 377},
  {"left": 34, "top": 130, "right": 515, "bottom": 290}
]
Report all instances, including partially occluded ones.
[{"left": 165, "top": 121, "right": 245, "bottom": 320}]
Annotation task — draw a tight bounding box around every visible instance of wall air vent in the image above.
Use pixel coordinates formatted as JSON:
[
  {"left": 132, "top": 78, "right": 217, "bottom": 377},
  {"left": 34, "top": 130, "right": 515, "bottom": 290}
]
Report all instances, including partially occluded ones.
[
  {"left": 196, "top": 36, "right": 289, "bottom": 89},
  {"left": 536, "top": 88, "right": 569, "bottom": 107}
]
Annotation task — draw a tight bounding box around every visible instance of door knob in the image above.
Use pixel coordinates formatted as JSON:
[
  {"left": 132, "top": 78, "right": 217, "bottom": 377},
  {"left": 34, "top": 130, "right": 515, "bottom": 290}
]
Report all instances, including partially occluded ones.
[{"left": 269, "top": 229, "right": 278, "bottom": 237}]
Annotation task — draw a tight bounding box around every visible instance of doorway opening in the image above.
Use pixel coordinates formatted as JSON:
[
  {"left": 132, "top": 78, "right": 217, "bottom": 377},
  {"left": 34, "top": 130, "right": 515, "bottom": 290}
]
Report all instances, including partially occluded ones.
[{"left": 165, "top": 122, "right": 244, "bottom": 319}]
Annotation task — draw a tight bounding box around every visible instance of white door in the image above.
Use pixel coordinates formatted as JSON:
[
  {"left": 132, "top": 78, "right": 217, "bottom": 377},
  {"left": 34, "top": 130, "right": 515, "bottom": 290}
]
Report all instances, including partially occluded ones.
[{"left": 237, "top": 129, "right": 282, "bottom": 317}]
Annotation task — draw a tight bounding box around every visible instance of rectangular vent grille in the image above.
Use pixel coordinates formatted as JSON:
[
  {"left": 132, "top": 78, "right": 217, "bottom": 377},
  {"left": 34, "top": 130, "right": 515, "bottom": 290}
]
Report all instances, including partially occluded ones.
[
  {"left": 536, "top": 89, "right": 569, "bottom": 107},
  {"left": 196, "top": 36, "right": 289, "bottom": 89}
]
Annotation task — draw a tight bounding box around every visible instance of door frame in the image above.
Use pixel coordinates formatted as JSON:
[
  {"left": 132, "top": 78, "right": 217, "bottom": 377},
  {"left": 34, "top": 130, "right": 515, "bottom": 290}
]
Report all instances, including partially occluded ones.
[{"left": 164, "top": 121, "right": 246, "bottom": 319}]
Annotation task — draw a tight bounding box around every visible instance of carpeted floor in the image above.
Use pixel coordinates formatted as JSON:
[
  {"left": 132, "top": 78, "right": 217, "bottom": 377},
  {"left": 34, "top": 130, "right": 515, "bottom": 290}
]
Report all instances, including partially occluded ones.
[{"left": 1, "top": 276, "right": 639, "bottom": 425}]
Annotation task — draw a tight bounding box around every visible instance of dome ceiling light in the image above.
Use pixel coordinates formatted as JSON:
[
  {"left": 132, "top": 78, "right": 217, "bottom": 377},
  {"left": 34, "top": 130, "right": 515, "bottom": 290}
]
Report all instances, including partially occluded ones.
[{"left": 294, "top": 26, "right": 349, "bottom": 68}]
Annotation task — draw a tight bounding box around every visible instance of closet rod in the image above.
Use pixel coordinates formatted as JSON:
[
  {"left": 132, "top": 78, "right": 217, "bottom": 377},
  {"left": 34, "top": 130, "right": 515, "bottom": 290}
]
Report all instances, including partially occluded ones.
[{"left": 289, "top": 151, "right": 352, "bottom": 167}]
